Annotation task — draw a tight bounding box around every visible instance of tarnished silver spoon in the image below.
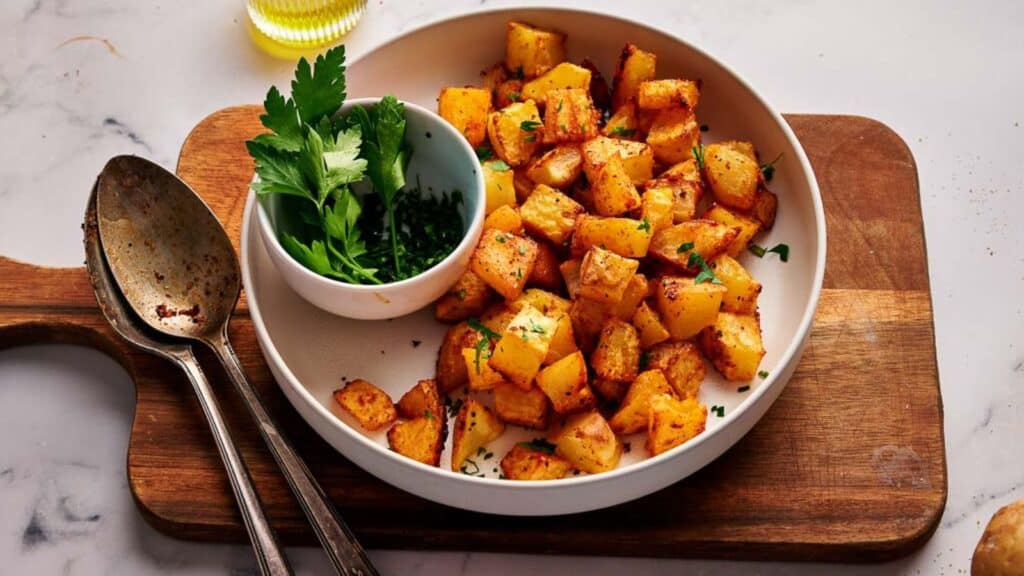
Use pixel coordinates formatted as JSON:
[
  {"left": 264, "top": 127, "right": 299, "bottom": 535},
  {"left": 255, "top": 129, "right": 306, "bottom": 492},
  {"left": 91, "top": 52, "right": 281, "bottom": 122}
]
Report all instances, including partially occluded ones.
[
  {"left": 94, "top": 156, "right": 377, "bottom": 576},
  {"left": 83, "top": 182, "right": 292, "bottom": 576}
]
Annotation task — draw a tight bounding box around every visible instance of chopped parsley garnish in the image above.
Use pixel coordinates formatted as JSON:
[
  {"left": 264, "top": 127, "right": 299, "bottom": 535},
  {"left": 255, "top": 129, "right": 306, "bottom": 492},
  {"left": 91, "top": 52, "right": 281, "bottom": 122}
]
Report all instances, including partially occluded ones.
[
  {"left": 517, "top": 243, "right": 527, "bottom": 255},
  {"left": 507, "top": 91, "right": 521, "bottom": 102},
  {"left": 495, "top": 233, "right": 507, "bottom": 244},
  {"left": 760, "top": 153, "right": 783, "bottom": 182},
  {"left": 467, "top": 317, "right": 501, "bottom": 373},
  {"left": 519, "top": 120, "right": 542, "bottom": 132},
  {"left": 475, "top": 146, "right": 493, "bottom": 161},
  {"left": 515, "top": 268, "right": 523, "bottom": 280},
  {"left": 737, "top": 385, "right": 750, "bottom": 393},
  {"left": 637, "top": 218, "right": 651, "bottom": 233},
  {"left": 455, "top": 288, "right": 467, "bottom": 301},
  {"left": 459, "top": 458, "right": 482, "bottom": 476},
  {"left": 639, "top": 351, "right": 650, "bottom": 371},
  {"left": 528, "top": 319, "right": 547, "bottom": 335},
  {"left": 676, "top": 241, "right": 695, "bottom": 254},
  {"left": 489, "top": 159, "right": 511, "bottom": 172},
  {"left": 610, "top": 126, "right": 636, "bottom": 137},
  {"left": 513, "top": 65, "right": 525, "bottom": 80},
  {"left": 411, "top": 339, "right": 421, "bottom": 348},
  {"left": 518, "top": 438, "right": 556, "bottom": 454},
  {"left": 758, "top": 370, "right": 769, "bottom": 379},
  {"left": 692, "top": 143, "right": 706, "bottom": 171},
  {"left": 556, "top": 100, "right": 564, "bottom": 112},
  {"left": 711, "top": 405, "right": 725, "bottom": 418},
  {"left": 524, "top": 134, "right": 536, "bottom": 143},
  {"left": 748, "top": 243, "right": 790, "bottom": 262},
  {"left": 424, "top": 409, "right": 435, "bottom": 420},
  {"left": 688, "top": 252, "right": 723, "bottom": 285}
]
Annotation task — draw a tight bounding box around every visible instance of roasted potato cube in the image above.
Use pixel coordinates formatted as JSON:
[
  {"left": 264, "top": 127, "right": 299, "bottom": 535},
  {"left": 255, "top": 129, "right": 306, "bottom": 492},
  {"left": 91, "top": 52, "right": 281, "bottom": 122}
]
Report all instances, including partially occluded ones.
[
  {"left": 480, "top": 303, "right": 517, "bottom": 334},
  {"left": 484, "top": 204, "right": 524, "bottom": 234},
  {"left": 487, "top": 100, "right": 542, "bottom": 167},
  {"left": 495, "top": 79, "right": 525, "bottom": 109},
  {"left": 603, "top": 102, "right": 640, "bottom": 139},
  {"left": 438, "top": 87, "right": 491, "bottom": 147},
  {"left": 636, "top": 79, "right": 700, "bottom": 110},
  {"left": 571, "top": 215, "right": 653, "bottom": 258},
  {"left": 592, "top": 156, "right": 642, "bottom": 216},
  {"left": 591, "top": 378, "right": 629, "bottom": 403},
  {"left": 387, "top": 416, "right": 444, "bottom": 466},
  {"left": 661, "top": 158, "right": 703, "bottom": 180},
  {"left": 451, "top": 399, "right": 505, "bottom": 471},
  {"left": 536, "top": 350, "right": 596, "bottom": 414},
  {"left": 612, "top": 44, "right": 657, "bottom": 109},
  {"left": 751, "top": 186, "right": 778, "bottom": 230},
  {"left": 396, "top": 378, "right": 443, "bottom": 421},
  {"left": 510, "top": 288, "right": 571, "bottom": 316},
  {"left": 578, "top": 247, "right": 640, "bottom": 305},
  {"left": 543, "top": 88, "right": 599, "bottom": 144},
  {"left": 581, "top": 136, "right": 655, "bottom": 186},
  {"left": 553, "top": 410, "right": 622, "bottom": 473},
  {"left": 482, "top": 160, "right": 517, "bottom": 215},
  {"left": 489, "top": 304, "right": 558, "bottom": 388},
  {"left": 591, "top": 318, "right": 641, "bottom": 382},
  {"left": 434, "top": 270, "right": 492, "bottom": 323},
  {"left": 709, "top": 255, "right": 762, "bottom": 314},
  {"left": 519, "top": 184, "right": 584, "bottom": 245},
  {"left": 545, "top": 313, "right": 578, "bottom": 365},
  {"left": 513, "top": 169, "right": 535, "bottom": 203},
  {"left": 559, "top": 258, "right": 582, "bottom": 296},
  {"left": 647, "top": 341, "right": 706, "bottom": 399},
  {"left": 436, "top": 321, "right": 478, "bottom": 392},
  {"left": 645, "top": 177, "right": 701, "bottom": 223},
  {"left": 569, "top": 296, "right": 607, "bottom": 353},
  {"left": 525, "top": 144, "right": 583, "bottom": 189},
  {"left": 699, "top": 312, "right": 766, "bottom": 381},
  {"left": 528, "top": 241, "right": 563, "bottom": 291},
  {"left": 719, "top": 139, "right": 757, "bottom": 160},
  {"left": 609, "top": 369, "right": 675, "bottom": 434},
  {"left": 333, "top": 379, "right": 397, "bottom": 431},
  {"left": 646, "top": 107, "right": 700, "bottom": 165},
  {"left": 641, "top": 186, "right": 675, "bottom": 235},
  {"left": 506, "top": 21, "right": 566, "bottom": 79},
  {"left": 470, "top": 228, "right": 539, "bottom": 300},
  {"left": 649, "top": 219, "right": 740, "bottom": 272},
  {"left": 655, "top": 276, "right": 727, "bottom": 340},
  {"left": 704, "top": 143, "right": 760, "bottom": 210},
  {"left": 705, "top": 203, "right": 761, "bottom": 257},
  {"left": 633, "top": 301, "right": 672, "bottom": 349},
  {"left": 500, "top": 444, "right": 573, "bottom": 480},
  {"left": 521, "top": 62, "right": 592, "bottom": 103},
  {"left": 493, "top": 381, "right": 549, "bottom": 429},
  {"left": 462, "top": 346, "right": 503, "bottom": 391},
  {"left": 647, "top": 394, "right": 707, "bottom": 456},
  {"left": 609, "top": 274, "right": 648, "bottom": 321},
  {"left": 481, "top": 62, "right": 508, "bottom": 99}
]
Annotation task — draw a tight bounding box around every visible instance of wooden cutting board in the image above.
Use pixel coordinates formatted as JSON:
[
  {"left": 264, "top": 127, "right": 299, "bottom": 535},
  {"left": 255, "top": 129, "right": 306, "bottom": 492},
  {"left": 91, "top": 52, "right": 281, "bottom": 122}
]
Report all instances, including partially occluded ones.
[{"left": 0, "top": 108, "right": 945, "bottom": 562}]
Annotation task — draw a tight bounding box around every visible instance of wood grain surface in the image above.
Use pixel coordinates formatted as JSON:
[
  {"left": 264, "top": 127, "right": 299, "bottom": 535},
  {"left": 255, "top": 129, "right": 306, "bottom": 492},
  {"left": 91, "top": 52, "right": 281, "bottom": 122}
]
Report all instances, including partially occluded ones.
[{"left": 0, "top": 108, "right": 944, "bottom": 562}]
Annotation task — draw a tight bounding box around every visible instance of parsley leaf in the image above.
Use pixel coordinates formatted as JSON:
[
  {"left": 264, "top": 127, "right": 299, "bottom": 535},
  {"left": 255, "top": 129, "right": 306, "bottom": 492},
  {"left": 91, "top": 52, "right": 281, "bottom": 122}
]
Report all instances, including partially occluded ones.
[
  {"left": 252, "top": 86, "right": 303, "bottom": 152},
  {"left": 246, "top": 140, "right": 311, "bottom": 201},
  {"left": 610, "top": 126, "right": 636, "bottom": 137},
  {"left": 748, "top": 244, "right": 767, "bottom": 257},
  {"left": 748, "top": 243, "right": 790, "bottom": 262},
  {"left": 489, "top": 159, "right": 511, "bottom": 172},
  {"left": 638, "top": 218, "right": 651, "bottom": 233},
  {"left": 676, "top": 241, "right": 695, "bottom": 254},
  {"left": 475, "top": 146, "right": 493, "bottom": 161},
  {"left": 291, "top": 46, "right": 348, "bottom": 125},
  {"left": 467, "top": 317, "right": 501, "bottom": 341},
  {"left": 688, "top": 252, "right": 723, "bottom": 285},
  {"left": 760, "top": 153, "right": 783, "bottom": 182},
  {"left": 519, "top": 120, "right": 542, "bottom": 132},
  {"left": 692, "top": 143, "right": 706, "bottom": 171},
  {"left": 518, "top": 438, "right": 556, "bottom": 454}
]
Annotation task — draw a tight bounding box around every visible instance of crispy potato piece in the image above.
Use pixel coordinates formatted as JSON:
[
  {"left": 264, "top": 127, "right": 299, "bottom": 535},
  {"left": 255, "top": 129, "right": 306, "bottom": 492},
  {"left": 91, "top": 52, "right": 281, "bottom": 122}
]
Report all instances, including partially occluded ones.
[
  {"left": 569, "top": 296, "right": 607, "bottom": 353},
  {"left": 525, "top": 144, "right": 583, "bottom": 189},
  {"left": 612, "top": 44, "right": 657, "bottom": 109},
  {"left": 633, "top": 301, "right": 672, "bottom": 349},
  {"left": 646, "top": 107, "right": 700, "bottom": 165},
  {"left": 571, "top": 215, "right": 653, "bottom": 258},
  {"left": 489, "top": 304, "right": 558, "bottom": 389},
  {"left": 396, "top": 378, "right": 443, "bottom": 421},
  {"left": 545, "top": 313, "right": 577, "bottom": 365},
  {"left": 470, "top": 228, "right": 539, "bottom": 300},
  {"left": 591, "top": 378, "right": 629, "bottom": 403},
  {"left": 480, "top": 303, "right": 517, "bottom": 334},
  {"left": 493, "top": 381, "right": 550, "bottom": 429},
  {"left": 509, "top": 288, "right": 571, "bottom": 316},
  {"left": 751, "top": 186, "right": 778, "bottom": 230},
  {"left": 438, "top": 87, "right": 492, "bottom": 147},
  {"left": 591, "top": 318, "right": 641, "bottom": 382},
  {"left": 436, "top": 321, "right": 478, "bottom": 392},
  {"left": 647, "top": 341, "right": 706, "bottom": 399},
  {"left": 649, "top": 220, "right": 740, "bottom": 272},
  {"left": 704, "top": 143, "right": 760, "bottom": 210},
  {"left": 536, "top": 351, "right": 596, "bottom": 414},
  {"left": 495, "top": 79, "right": 525, "bottom": 109},
  {"left": 662, "top": 157, "right": 703, "bottom": 180},
  {"left": 578, "top": 247, "right": 640, "bottom": 305},
  {"left": 580, "top": 57, "right": 612, "bottom": 114},
  {"left": 705, "top": 203, "right": 761, "bottom": 257},
  {"left": 487, "top": 100, "right": 543, "bottom": 167},
  {"left": 462, "top": 346, "right": 503, "bottom": 391},
  {"left": 609, "top": 274, "right": 648, "bottom": 321},
  {"left": 603, "top": 102, "right": 641, "bottom": 140},
  {"left": 655, "top": 276, "right": 727, "bottom": 340},
  {"left": 644, "top": 177, "right": 700, "bottom": 223},
  {"left": 636, "top": 79, "right": 700, "bottom": 110},
  {"left": 506, "top": 21, "right": 566, "bottom": 79},
  {"left": 559, "top": 258, "right": 582, "bottom": 296},
  {"left": 522, "top": 62, "right": 592, "bottom": 103},
  {"left": 972, "top": 499, "right": 1024, "bottom": 576},
  {"left": 481, "top": 160, "right": 517, "bottom": 215},
  {"left": 434, "top": 270, "right": 492, "bottom": 323},
  {"left": 553, "top": 410, "right": 622, "bottom": 473},
  {"left": 500, "top": 444, "right": 573, "bottom": 480},
  {"left": 528, "top": 241, "right": 563, "bottom": 291},
  {"left": 641, "top": 186, "right": 675, "bottom": 234},
  {"left": 581, "top": 136, "right": 655, "bottom": 187},
  {"left": 699, "top": 312, "right": 766, "bottom": 381},
  {"left": 333, "top": 379, "right": 397, "bottom": 431},
  {"left": 609, "top": 369, "right": 675, "bottom": 434},
  {"left": 592, "top": 156, "right": 642, "bottom": 216},
  {"left": 484, "top": 204, "right": 524, "bottom": 234},
  {"left": 513, "top": 170, "right": 535, "bottom": 204},
  {"left": 647, "top": 394, "right": 707, "bottom": 455},
  {"left": 520, "top": 184, "right": 584, "bottom": 245},
  {"left": 387, "top": 416, "right": 444, "bottom": 466},
  {"left": 720, "top": 140, "right": 757, "bottom": 160},
  {"left": 543, "top": 88, "right": 599, "bottom": 144},
  {"left": 480, "top": 62, "right": 508, "bottom": 100},
  {"left": 709, "top": 255, "right": 762, "bottom": 315},
  {"left": 451, "top": 399, "right": 505, "bottom": 471}
]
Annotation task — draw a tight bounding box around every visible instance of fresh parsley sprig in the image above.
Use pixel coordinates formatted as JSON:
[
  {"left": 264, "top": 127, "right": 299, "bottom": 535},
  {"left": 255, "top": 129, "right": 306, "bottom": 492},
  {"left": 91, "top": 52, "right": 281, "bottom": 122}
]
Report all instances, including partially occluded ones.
[
  {"left": 688, "top": 252, "right": 723, "bottom": 285},
  {"left": 748, "top": 243, "right": 790, "bottom": 262}
]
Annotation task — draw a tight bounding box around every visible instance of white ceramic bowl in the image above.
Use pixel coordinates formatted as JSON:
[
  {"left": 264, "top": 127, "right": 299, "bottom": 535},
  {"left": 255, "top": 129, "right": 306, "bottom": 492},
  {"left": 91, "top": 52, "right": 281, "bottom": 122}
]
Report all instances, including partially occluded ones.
[
  {"left": 255, "top": 98, "right": 486, "bottom": 320},
  {"left": 240, "top": 7, "right": 826, "bottom": 515}
]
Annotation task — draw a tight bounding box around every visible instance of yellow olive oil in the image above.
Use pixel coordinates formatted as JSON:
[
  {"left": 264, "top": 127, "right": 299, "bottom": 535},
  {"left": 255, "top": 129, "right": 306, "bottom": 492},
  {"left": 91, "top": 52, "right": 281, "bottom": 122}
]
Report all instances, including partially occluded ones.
[{"left": 247, "top": 0, "right": 366, "bottom": 51}]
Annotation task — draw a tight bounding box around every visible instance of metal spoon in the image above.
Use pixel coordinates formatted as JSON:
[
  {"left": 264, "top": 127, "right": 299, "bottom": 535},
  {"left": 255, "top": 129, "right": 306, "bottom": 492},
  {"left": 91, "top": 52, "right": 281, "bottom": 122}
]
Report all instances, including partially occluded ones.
[
  {"left": 94, "top": 156, "right": 377, "bottom": 576},
  {"left": 83, "top": 183, "right": 292, "bottom": 576}
]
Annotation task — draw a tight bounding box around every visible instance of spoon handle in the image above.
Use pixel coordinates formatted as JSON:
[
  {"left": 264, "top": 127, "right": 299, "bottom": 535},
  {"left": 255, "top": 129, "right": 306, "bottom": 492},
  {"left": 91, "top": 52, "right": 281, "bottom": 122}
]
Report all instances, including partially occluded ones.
[
  {"left": 207, "top": 328, "right": 379, "bottom": 576},
  {"left": 176, "top": 350, "right": 293, "bottom": 576}
]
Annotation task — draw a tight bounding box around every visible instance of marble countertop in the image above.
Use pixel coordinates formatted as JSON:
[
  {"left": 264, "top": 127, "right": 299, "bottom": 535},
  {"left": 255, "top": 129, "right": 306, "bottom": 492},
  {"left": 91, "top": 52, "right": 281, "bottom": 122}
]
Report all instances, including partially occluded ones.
[{"left": 2, "top": 0, "right": 1021, "bottom": 574}]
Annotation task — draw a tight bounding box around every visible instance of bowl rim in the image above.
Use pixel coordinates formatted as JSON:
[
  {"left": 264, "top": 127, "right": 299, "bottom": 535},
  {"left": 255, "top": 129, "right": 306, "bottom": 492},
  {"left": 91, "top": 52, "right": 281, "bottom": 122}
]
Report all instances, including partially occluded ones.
[
  {"left": 254, "top": 96, "right": 487, "bottom": 293},
  {"left": 240, "top": 5, "right": 827, "bottom": 491}
]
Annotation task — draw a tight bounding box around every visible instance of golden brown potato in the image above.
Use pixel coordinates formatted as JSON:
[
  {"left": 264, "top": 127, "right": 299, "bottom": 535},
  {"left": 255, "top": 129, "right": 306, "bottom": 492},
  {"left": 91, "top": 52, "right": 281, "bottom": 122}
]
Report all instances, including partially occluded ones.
[
  {"left": 509, "top": 288, "right": 571, "bottom": 316},
  {"left": 527, "top": 241, "right": 563, "bottom": 291},
  {"left": 493, "top": 381, "right": 550, "bottom": 429},
  {"left": 470, "top": 228, "right": 539, "bottom": 300},
  {"left": 699, "top": 311, "right": 766, "bottom": 381},
  {"left": 489, "top": 304, "right": 558, "bottom": 389},
  {"left": 525, "top": 144, "right": 583, "bottom": 189},
  {"left": 632, "top": 301, "right": 671, "bottom": 349},
  {"left": 603, "top": 102, "right": 640, "bottom": 140},
  {"left": 704, "top": 203, "right": 761, "bottom": 257},
  {"left": 646, "top": 341, "right": 706, "bottom": 399},
  {"left": 569, "top": 296, "right": 608, "bottom": 353},
  {"left": 578, "top": 247, "right": 640, "bottom": 305},
  {"left": 545, "top": 313, "right": 578, "bottom": 365},
  {"left": 646, "top": 107, "right": 700, "bottom": 165},
  {"left": 519, "top": 184, "right": 585, "bottom": 245},
  {"left": 495, "top": 79, "right": 525, "bottom": 109},
  {"left": 644, "top": 177, "right": 700, "bottom": 223},
  {"left": 710, "top": 254, "right": 762, "bottom": 314},
  {"left": 648, "top": 219, "right": 740, "bottom": 272},
  {"left": 612, "top": 44, "right": 657, "bottom": 109},
  {"left": 536, "top": 350, "right": 596, "bottom": 414},
  {"left": 333, "top": 379, "right": 397, "bottom": 431},
  {"left": 553, "top": 410, "right": 622, "bottom": 473},
  {"left": 451, "top": 399, "right": 506, "bottom": 471},
  {"left": 521, "top": 62, "right": 592, "bottom": 102},
  {"left": 592, "top": 155, "right": 642, "bottom": 216},
  {"left": 591, "top": 378, "right": 629, "bottom": 404},
  {"left": 434, "top": 270, "right": 492, "bottom": 324},
  {"left": 581, "top": 136, "right": 655, "bottom": 187},
  {"left": 387, "top": 415, "right": 444, "bottom": 466},
  {"left": 719, "top": 139, "right": 757, "bottom": 160},
  {"left": 607, "top": 274, "right": 647, "bottom": 322},
  {"left": 636, "top": 79, "right": 700, "bottom": 110},
  {"left": 972, "top": 498, "right": 1024, "bottom": 576},
  {"left": 655, "top": 276, "right": 727, "bottom": 340},
  {"left": 559, "top": 258, "right": 582, "bottom": 297},
  {"left": 462, "top": 346, "right": 503, "bottom": 391},
  {"left": 647, "top": 394, "right": 707, "bottom": 456},
  {"left": 571, "top": 215, "right": 653, "bottom": 258},
  {"left": 396, "top": 378, "right": 443, "bottom": 421},
  {"left": 543, "top": 88, "right": 600, "bottom": 144},
  {"left": 591, "top": 318, "right": 641, "bottom": 382},
  {"left": 500, "top": 444, "right": 573, "bottom": 480},
  {"left": 641, "top": 186, "right": 675, "bottom": 235},
  {"left": 513, "top": 169, "right": 535, "bottom": 204},
  {"left": 483, "top": 204, "right": 524, "bottom": 234},
  {"left": 480, "top": 303, "right": 517, "bottom": 334},
  {"left": 487, "top": 100, "right": 543, "bottom": 167},
  {"left": 609, "top": 369, "right": 675, "bottom": 434},
  {"left": 481, "top": 159, "right": 517, "bottom": 215},
  {"left": 480, "top": 62, "right": 508, "bottom": 100},
  {"left": 436, "top": 321, "right": 478, "bottom": 392},
  {"left": 438, "top": 87, "right": 492, "bottom": 147},
  {"left": 506, "top": 21, "right": 566, "bottom": 79},
  {"left": 704, "top": 143, "right": 760, "bottom": 210},
  {"left": 751, "top": 186, "right": 778, "bottom": 230}
]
